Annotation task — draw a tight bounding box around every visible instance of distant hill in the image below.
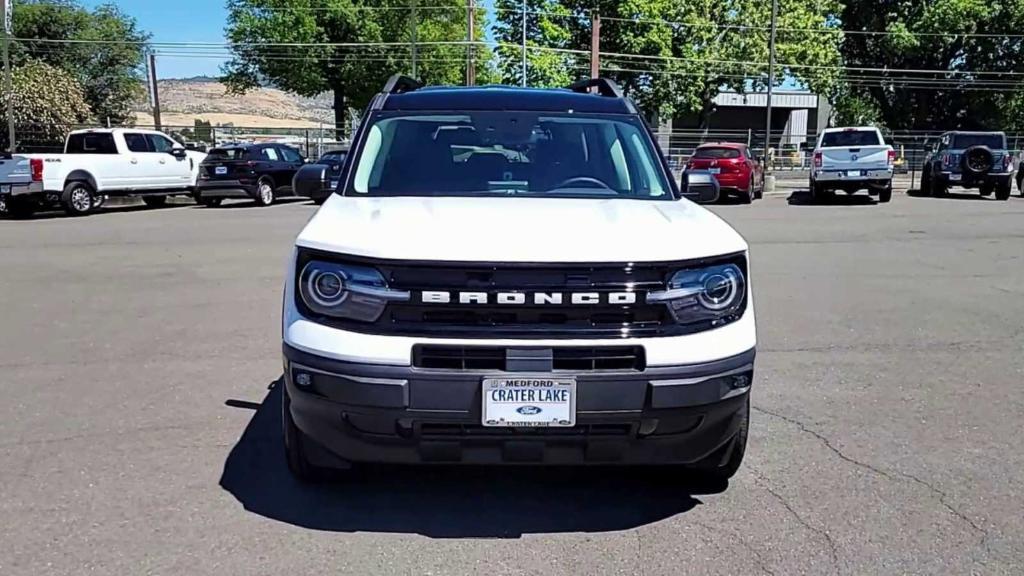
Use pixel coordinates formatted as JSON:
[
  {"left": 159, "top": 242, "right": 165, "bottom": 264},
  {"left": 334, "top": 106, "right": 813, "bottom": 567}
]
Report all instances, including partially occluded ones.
[{"left": 132, "top": 77, "right": 334, "bottom": 129}]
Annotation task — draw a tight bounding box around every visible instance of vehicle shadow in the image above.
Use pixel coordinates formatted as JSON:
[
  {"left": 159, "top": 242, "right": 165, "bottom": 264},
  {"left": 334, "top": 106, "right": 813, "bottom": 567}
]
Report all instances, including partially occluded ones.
[
  {"left": 0, "top": 203, "right": 190, "bottom": 221},
  {"left": 219, "top": 379, "right": 716, "bottom": 538},
  {"left": 787, "top": 190, "right": 878, "bottom": 206},
  {"left": 906, "top": 189, "right": 995, "bottom": 201},
  {"left": 193, "top": 197, "right": 311, "bottom": 210}
]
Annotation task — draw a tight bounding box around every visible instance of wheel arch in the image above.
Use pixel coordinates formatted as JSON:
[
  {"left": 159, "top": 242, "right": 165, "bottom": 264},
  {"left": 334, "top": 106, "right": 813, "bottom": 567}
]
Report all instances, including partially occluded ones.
[{"left": 64, "top": 170, "right": 98, "bottom": 192}]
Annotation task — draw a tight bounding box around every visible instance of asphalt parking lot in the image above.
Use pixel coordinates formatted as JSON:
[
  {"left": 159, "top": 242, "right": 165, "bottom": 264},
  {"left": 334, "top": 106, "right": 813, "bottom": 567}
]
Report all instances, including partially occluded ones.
[{"left": 2, "top": 192, "right": 1023, "bottom": 575}]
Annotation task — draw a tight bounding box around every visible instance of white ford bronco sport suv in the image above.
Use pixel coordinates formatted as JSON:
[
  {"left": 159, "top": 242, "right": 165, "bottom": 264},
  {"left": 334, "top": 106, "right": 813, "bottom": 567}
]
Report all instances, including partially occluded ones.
[{"left": 281, "top": 77, "right": 756, "bottom": 483}]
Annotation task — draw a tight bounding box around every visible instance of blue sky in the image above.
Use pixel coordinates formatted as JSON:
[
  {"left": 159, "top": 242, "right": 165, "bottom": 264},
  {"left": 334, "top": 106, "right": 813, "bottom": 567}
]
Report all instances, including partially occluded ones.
[
  {"left": 81, "top": 0, "right": 496, "bottom": 79},
  {"left": 81, "top": 0, "right": 229, "bottom": 78}
]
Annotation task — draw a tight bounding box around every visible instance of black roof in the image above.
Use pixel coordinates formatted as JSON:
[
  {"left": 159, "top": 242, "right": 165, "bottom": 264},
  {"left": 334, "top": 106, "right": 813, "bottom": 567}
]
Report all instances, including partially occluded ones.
[{"left": 380, "top": 85, "right": 636, "bottom": 114}]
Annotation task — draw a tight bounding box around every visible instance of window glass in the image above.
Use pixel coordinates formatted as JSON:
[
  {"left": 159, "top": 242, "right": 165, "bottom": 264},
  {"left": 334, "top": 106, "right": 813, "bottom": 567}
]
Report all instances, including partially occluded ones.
[
  {"left": 279, "top": 146, "right": 302, "bottom": 162},
  {"left": 820, "top": 130, "right": 882, "bottom": 147},
  {"left": 147, "top": 134, "right": 175, "bottom": 153},
  {"left": 66, "top": 133, "right": 117, "bottom": 154},
  {"left": 206, "top": 148, "right": 248, "bottom": 160},
  {"left": 123, "top": 133, "right": 152, "bottom": 153},
  {"left": 261, "top": 147, "right": 280, "bottom": 161},
  {"left": 693, "top": 147, "right": 742, "bottom": 159},
  {"left": 346, "top": 112, "right": 672, "bottom": 200},
  {"left": 951, "top": 134, "right": 1005, "bottom": 149}
]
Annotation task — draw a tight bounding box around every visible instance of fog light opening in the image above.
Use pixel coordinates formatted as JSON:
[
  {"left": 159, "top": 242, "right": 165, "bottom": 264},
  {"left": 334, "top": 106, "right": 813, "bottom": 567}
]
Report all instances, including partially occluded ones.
[
  {"left": 730, "top": 374, "right": 752, "bottom": 390},
  {"left": 294, "top": 371, "right": 314, "bottom": 388}
]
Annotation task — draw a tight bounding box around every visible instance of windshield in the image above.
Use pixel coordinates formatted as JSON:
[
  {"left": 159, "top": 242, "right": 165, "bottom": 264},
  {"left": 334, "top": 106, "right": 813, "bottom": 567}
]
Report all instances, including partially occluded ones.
[
  {"left": 952, "top": 134, "right": 1005, "bottom": 149},
  {"left": 821, "top": 130, "right": 881, "bottom": 147},
  {"left": 344, "top": 112, "right": 672, "bottom": 200}
]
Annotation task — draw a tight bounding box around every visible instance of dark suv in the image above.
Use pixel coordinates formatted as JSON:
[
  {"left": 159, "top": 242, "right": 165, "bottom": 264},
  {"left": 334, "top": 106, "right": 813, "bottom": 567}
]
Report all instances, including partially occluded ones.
[
  {"left": 195, "top": 143, "right": 306, "bottom": 207},
  {"left": 921, "top": 131, "right": 1013, "bottom": 200}
]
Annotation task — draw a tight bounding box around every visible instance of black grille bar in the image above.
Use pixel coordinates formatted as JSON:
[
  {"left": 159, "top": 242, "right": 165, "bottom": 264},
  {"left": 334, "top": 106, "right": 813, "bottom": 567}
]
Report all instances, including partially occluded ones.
[{"left": 413, "top": 345, "right": 646, "bottom": 372}]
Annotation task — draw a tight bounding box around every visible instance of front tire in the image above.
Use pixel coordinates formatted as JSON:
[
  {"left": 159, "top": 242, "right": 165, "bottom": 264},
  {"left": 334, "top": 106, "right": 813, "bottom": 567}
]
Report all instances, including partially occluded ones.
[
  {"left": 142, "top": 195, "right": 167, "bottom": 208},
  {"left": 254, "top": 178, "right": 276, "bottom": 207},
  {"left": 62, "top": 181, "right": 95, "bottom": 217}
]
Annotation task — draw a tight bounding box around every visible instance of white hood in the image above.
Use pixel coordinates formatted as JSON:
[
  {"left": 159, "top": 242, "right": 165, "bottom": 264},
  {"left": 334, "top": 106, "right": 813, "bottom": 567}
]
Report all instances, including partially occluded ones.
[{"left": 295, "top": 195, "right": 747, "bottom": 263}]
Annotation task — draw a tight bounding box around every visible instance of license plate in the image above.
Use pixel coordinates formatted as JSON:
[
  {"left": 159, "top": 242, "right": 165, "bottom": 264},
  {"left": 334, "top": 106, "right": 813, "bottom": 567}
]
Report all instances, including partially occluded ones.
[
  {"left": 482, "top": 377, "right": 576, "bottom": 428},
  {"left": 949, "top": 174, "right": 962, "bottom": 182},
  {"left": 845, "top": 170, "right": 863, "bottom": 177},
  {"left": 329, "top": 180, "right": 338, "bottom": 189},
  {"left": 708, "top": 168, "right": 721, "bottom": 175},
  {"left": 215, "top": 166, "right": 228, "bottom": 175}
]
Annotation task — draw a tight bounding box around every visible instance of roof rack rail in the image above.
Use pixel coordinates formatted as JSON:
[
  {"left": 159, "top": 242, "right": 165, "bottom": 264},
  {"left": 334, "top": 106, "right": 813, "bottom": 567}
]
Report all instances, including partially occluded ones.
[
  {"left": 567, "top": 78, "right": 624, "bottom": 99},
  {"left": 382, "top": 74, "right": 424, "bottom": 95}
]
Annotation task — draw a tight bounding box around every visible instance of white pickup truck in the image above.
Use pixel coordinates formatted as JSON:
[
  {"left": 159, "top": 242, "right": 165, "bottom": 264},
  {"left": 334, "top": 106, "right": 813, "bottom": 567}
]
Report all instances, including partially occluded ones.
[
  {"left": 809, "top": 127, "right": 895, "bottom": 203},
  {"left": 0, "top": 128, "right": 206, "bottom": 218}
]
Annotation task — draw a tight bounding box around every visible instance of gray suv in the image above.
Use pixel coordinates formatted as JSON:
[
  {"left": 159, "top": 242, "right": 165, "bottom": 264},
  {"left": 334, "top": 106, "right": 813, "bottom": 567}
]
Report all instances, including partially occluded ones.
[{"left": 921, "top": 131, "right": 1013, "bottom": 200}]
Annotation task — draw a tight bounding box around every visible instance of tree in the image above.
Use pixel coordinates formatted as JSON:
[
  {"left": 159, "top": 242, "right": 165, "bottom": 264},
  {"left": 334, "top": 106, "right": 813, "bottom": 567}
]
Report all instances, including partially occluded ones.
[
  {"left": 11, "top": 0, "right": 150, "bottom": 125},
  {"left": 493, "top": 0, "right": 575, "bottom": 88},
  {"left": 494, "top": 1, "right": 842, "bottom": 123},
  {"left": 0, "top": 60, "right": 91, "bottom": 151},
  {"left": 223, "top": 0, "right": 492, "bottom": 133},
  {"left": 838, "top": 0, "right": 1024, "bottom": 130}
]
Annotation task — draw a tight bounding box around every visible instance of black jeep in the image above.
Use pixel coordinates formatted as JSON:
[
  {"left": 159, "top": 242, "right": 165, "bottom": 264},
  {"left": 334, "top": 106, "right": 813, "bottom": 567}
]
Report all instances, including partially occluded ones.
[{"left": 921, "top": 131, "right": 1013, "bottom": 200}]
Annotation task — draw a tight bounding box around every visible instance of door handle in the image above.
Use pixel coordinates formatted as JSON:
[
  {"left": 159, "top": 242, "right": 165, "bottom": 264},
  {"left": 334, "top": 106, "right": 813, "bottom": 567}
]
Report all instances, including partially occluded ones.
[
  {"left": 159, "top": 159, "right": 167, "bottom": 164},
  {"left": 131, "top": 158, "right": 138, "bottom": 164}
]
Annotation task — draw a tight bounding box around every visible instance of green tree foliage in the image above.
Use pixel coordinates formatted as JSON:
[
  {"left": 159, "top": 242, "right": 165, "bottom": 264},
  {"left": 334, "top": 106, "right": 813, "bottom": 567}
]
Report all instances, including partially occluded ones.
[
  {"left": 494, "top": 1, "right": 842, "bottom": 122},
  {"left": 493, "top": 0, "right": 575, "bottom": 88},
  {"left": 223, "top": 0, "right": 492, "bottom": 130},
  {"left": 839, "top": 0, "right": 1024, "bottom": 130},
  {"left": 0, "top": 60, "right": 91, "bottom": 151},
  {"left": 11, "top": 0, "right": 150, "bottom": 125}
]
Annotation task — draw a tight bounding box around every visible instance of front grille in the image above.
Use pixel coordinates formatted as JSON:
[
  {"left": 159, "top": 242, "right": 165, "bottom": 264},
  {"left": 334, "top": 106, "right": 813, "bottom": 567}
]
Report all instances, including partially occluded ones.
[
  {"left": 295, "top": 251, "right": 747, "bottom": 338},
  {"left": 413, "top": 345, "right": 646, "bottom": 371}
]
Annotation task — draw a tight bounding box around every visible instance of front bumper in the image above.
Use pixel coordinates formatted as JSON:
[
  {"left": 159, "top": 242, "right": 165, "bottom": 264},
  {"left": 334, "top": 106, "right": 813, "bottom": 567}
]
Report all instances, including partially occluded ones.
[
  {"left": 196, "top": 179, "right": 257, "bottom": 199},
  {"left": 283, "top": 342, "right": 754, "bottom": 466}
]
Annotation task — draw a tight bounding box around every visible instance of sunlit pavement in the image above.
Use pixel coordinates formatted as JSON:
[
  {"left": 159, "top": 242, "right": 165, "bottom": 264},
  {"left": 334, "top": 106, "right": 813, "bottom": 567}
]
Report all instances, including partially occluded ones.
[{"left": 1, "top": 194, "right": 1022, "bottom": 575}]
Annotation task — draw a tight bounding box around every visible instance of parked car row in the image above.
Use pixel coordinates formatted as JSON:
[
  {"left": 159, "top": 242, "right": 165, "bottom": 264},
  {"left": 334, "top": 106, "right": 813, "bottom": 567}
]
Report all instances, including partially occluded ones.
[
  {"left": 0, "top": 128, "right": 350, "bottom": 218},
  {"left": 684, "top": 127, "right": 1021, "bottom": 205}
]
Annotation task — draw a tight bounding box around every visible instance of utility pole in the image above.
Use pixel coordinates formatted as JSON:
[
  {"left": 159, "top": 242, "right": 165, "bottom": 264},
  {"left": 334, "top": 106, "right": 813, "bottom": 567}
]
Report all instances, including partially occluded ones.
[
  {"left": 2, "top": 0, "right": 16, "bottom": 153},
  {"left": 410, "top": 0, "right": 418, "bottom": 78},
  {"left": 147, "top": 52, "right": 162, "bottom": 131},
  {"left": 590, "top": 11, "right": 601, "bottom": 80},
  {"left": 764, "top": 0, "right": 779, "bottom": 162},
  {"left": 466, "top": 0, "right": 476, "bottom": 86},
  {"left": 521, "top": 0, "right": 527, "bottom": 86}
]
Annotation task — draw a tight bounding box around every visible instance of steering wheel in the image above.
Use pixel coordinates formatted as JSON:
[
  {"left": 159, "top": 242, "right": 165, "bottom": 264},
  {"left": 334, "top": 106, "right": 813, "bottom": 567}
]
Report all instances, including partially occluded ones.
[{"left": 552, "top": 176, "right": 614, "bottom": 191}]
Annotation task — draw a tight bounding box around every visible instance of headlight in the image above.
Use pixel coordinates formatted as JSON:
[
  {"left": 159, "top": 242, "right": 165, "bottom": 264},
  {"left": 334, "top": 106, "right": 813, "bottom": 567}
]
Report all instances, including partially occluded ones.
[
  {"left": 647, "top": 263, "right": 746, "bottom": 326},
  {"left": 298, "top": 259, "right": 409, "bottom": 322}
]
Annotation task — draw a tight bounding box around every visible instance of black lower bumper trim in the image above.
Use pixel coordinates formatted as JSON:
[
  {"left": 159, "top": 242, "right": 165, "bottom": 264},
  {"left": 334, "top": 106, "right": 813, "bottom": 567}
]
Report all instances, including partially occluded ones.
[{"left": 282, "top": 343, "right": 754, "bottom": 466}]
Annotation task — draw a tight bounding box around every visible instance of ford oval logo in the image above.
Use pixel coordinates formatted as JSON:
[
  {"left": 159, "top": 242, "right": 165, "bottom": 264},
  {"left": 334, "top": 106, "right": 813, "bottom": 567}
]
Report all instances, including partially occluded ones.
[
  {"left": 516, "top": 406, "right": 542, "bottom": 416},
  {"left": 851, "top": 154, "right": 859, "bottom": 161}
]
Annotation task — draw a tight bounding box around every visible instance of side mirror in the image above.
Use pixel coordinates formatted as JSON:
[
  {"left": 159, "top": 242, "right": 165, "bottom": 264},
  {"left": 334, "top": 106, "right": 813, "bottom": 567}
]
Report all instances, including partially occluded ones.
[
  {"left": 170, "top": 148, "right": 187, "bottom": 159},
  {"left": 680, "top": 171, "right": 720, "bottom": 204}
]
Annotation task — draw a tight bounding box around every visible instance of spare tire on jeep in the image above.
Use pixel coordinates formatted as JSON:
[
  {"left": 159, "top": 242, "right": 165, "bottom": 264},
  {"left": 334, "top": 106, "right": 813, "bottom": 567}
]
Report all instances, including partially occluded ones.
[{"left": 962, "top": 146, "right": 994, "bottom": 175}]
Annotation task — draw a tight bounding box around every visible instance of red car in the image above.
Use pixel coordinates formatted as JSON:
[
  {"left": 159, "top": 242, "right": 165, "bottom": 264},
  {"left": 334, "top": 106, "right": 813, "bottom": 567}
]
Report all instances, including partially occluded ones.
[{"left": 686, "top": 143, "right": 765, "bottom": 203}]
